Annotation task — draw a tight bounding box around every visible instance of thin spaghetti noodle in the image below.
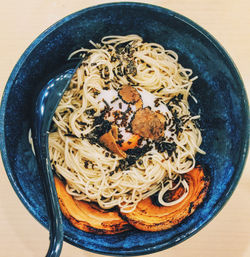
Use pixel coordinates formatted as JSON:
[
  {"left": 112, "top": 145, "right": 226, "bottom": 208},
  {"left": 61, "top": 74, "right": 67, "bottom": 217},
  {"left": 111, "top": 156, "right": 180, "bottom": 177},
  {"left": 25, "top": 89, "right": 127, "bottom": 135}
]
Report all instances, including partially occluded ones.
[{"left": 49, "top": 35, "right": 205, "bottom": 213}]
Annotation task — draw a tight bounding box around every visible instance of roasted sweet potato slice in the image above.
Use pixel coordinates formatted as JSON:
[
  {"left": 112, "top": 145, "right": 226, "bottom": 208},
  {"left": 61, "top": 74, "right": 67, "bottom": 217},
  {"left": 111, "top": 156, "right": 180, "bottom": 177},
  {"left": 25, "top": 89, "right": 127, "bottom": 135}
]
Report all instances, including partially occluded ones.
[
  {"left": 54, "top": 176, "right": 131, "bottom": 234},
  {"left": 121, "top": 166, "right": 209, "bottom": 231}
]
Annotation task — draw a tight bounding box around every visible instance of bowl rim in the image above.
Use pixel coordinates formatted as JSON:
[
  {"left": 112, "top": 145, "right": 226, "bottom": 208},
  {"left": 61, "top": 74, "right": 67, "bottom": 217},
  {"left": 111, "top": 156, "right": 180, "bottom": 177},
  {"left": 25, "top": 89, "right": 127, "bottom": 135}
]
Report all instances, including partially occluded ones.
[{"left": 0, "top": 2, "right": 249, "bottom": 256}]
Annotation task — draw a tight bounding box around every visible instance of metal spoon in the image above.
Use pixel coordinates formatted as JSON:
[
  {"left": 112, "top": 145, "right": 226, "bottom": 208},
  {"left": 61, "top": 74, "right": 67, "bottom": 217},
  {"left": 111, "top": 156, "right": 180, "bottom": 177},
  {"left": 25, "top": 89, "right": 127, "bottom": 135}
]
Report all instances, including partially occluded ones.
[{"left": 31, "top": 60, "right": 80, "bottom": 257}]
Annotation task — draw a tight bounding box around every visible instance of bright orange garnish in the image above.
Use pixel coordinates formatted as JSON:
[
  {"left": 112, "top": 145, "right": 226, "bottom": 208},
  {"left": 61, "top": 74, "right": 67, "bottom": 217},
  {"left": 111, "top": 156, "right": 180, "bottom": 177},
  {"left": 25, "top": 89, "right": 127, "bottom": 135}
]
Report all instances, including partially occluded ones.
[{"left": 120, "top": 134, "right": 141, "bottom": 151}]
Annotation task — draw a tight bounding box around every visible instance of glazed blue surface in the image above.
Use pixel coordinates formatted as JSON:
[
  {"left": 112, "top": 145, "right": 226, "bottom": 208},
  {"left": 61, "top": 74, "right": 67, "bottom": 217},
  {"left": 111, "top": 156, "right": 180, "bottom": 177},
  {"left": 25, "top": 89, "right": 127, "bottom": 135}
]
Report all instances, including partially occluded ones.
[{"left": 0, "top": 2, "right": 249, "bottom": 256}]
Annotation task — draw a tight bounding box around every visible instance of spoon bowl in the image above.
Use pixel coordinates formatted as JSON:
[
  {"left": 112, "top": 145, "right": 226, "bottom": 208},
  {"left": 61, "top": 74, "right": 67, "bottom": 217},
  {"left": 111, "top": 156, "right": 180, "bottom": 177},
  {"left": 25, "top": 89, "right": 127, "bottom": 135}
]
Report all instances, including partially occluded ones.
[{"left": 31, "top": 61, "right": 80, "bottom": 257}]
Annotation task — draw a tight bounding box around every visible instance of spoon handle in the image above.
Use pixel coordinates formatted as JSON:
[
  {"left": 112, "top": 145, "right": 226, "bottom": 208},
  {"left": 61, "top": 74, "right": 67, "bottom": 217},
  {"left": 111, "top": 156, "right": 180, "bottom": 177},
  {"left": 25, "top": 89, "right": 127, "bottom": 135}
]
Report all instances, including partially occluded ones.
[
  {"left": 44, "top": 158, "right": 63, "bottom": 257},
  {"left": 33, "top": 131, "right": 63, "bottom": 257},
  {"left": 32, "top": 61, "right": 81, "bottom": 257}
]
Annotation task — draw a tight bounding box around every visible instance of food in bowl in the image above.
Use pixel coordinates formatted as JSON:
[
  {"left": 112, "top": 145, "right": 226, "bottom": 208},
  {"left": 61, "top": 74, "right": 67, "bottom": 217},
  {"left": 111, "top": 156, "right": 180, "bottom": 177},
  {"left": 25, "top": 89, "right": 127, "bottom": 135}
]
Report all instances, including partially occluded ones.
[
  {"left": 48, "top": 34, "right": 210, "bottom": 234},
  {"left": 1, "top": 2, "right": 248, "bottom": 254}
]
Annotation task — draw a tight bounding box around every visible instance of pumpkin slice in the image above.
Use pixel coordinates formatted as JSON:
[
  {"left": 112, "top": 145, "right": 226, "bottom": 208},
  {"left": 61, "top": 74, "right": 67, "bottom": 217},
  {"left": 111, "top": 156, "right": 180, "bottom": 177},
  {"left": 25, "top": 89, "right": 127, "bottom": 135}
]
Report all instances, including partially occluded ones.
[
  {"left": 121, "top": 166, "right": 209, "bottom": 231},
  {"left": 54, "top": 176, "right": 131, "bottom": 234}
]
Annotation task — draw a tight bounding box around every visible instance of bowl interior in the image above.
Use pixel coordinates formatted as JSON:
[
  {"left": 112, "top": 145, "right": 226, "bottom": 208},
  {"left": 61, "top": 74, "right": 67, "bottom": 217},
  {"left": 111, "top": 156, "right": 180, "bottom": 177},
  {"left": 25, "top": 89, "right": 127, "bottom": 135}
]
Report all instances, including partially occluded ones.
[{"left": 0, "top": 3, "right": 248, "bottom": 256}]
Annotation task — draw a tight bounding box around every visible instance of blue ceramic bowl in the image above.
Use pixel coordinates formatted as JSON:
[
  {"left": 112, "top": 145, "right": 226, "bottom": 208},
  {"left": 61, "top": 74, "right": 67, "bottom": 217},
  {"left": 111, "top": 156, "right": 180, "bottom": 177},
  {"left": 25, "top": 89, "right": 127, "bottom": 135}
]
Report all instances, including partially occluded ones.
[{"left": 0, "top": 2, "right": 249, "bottom": 256}]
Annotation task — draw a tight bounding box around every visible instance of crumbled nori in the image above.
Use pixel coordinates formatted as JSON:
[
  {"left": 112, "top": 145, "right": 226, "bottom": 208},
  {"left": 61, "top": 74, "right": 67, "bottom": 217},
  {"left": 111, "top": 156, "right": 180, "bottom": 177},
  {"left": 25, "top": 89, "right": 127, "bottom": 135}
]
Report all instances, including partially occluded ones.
[
  {"left": 85, "top": 109, "right": 96, "bottom": 116},
  {"left": 111, "top": 56, "right": 117, "bottom": 62},
  {"left": 124, "top": 144, "right": 153, "bottom": 167},
  {"left": 111, "top": 97, "right": 119, "bottom": 104},
  {"left": 117, "top": 139, "right": 124, "bottom": 146},
  {"left": 156, "top": 87, "right": 164, "bottom": 93},
  {"left": 172, "top": 110, "right": 183, "bottom": 135},
  {"left": 77, "top": 121, "right": 88, "bottom": 126},
  {"left": 155, "top": 141, "right": 177, "bottom": 156},
  {"left": 84, "top": 161, "right": 89, "bottom": 169},
  {"left": 64, "top": 133, "right": 78, "bottom": 138},
  {"left": 93, "top": 118, "right": 112, "bottom": 138}
]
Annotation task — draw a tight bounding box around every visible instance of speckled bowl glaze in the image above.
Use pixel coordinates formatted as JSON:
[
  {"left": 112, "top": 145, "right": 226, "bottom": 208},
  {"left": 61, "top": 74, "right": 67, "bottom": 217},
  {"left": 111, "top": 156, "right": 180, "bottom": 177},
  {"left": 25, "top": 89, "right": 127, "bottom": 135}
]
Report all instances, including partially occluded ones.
[{"left": 0, "top": 2, "right": 249, "bottom": 256}]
